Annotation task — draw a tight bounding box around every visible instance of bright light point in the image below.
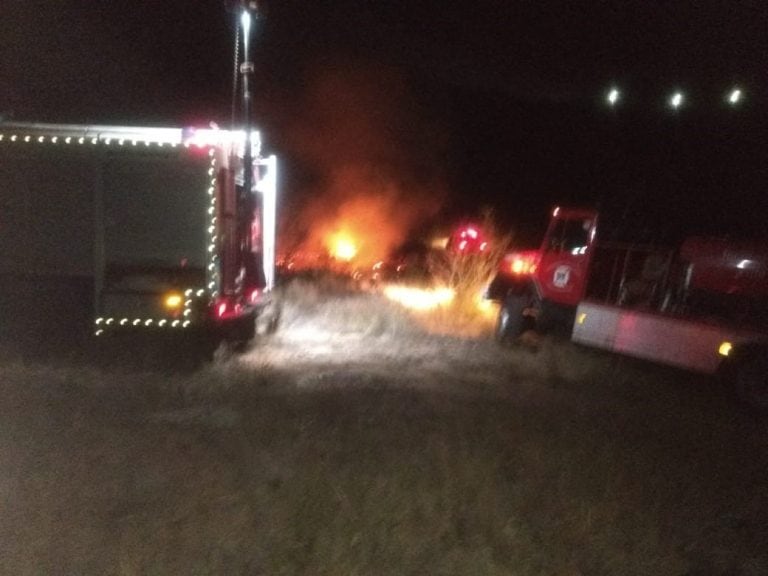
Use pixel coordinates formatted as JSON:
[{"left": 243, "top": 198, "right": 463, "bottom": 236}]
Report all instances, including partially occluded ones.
[
  {"left": 164, "top": 293, "right": 183, "bottom": 310},
  {"left": 670, "top": 92, "right": 684, "bottom": 109},
  {"left": 333, "top": 240, "right": 357, "bottom": 261},
  {"left": 728, "top": 88, "right": 742, "bottom": 105},
  {"left": 327, "top": 231, "right": 358, "bottom": 262},
  {"left": 241, "top": 10, "right": 251, "bottom": 36},
  {"left": 607, "top": 88, "right": 620, "bottom": 105},
  {"left": 718, "top": 341, "right": 733, "bottom": 357}
]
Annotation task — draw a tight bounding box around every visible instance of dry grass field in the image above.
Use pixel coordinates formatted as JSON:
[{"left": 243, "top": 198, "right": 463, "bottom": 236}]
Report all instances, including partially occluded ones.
[{"left": 1, "top": 278, "right": 766, "bottom": 575}]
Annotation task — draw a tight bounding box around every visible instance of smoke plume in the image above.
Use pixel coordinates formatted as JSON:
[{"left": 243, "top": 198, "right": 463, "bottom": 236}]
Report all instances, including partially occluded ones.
[{"left": 279, "top": 59, "right": 447, "bottom": 267}]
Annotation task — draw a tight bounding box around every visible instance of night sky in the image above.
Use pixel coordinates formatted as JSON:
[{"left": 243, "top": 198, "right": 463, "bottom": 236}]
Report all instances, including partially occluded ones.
[{"left": 2, "top": 1, "right": 767, "bottom": 246}]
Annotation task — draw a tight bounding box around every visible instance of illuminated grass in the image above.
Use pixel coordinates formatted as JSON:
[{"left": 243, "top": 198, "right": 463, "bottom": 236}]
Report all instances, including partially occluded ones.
[
  {"left": 382, "top": 283, "right": 455, "bottom": 311},
  {"left": 0, "top": 285, "right": 766, "bottom": 575}
]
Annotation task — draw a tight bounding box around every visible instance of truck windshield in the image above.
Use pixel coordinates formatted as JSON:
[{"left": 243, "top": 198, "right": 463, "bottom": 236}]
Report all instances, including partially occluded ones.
[{"left": 547, "top": 218, "right": 591, "bottom": 254}]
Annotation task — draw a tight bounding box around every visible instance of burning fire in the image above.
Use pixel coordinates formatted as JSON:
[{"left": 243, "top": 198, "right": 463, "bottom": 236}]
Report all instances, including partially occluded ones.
[
  {"left": 284, "top": 163, "right": 442, "bottom": 271},
  {"left": 328, "top": 230, "right": 359, "bottom": 262}
]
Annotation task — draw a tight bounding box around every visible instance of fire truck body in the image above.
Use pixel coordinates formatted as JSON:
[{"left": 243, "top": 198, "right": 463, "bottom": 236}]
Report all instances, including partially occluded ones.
[
  {"left": 487, "top": 207, "right": 768, "bottom": 409},
  {"left": 571, "top": 302, "right": 761, "bottom": 374},
  {"left": 0, "top": 122, "right": 277, "bottom": 350}
]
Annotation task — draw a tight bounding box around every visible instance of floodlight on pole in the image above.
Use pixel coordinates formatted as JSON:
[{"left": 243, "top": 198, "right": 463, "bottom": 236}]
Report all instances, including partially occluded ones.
[
  {"left": 607, "top": 88, "right": 620, "bottom": 106},
  {"left": 241, "top": 10, "right": 252, "bottom": 53},
  {"left": 669, "top": 91, "right": 684, "bottom": 110}
]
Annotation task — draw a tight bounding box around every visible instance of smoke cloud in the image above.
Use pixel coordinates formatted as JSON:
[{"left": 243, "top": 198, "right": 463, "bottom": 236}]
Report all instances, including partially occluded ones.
[{"left": 278, "top": 59, "right": 447, "bottom": 267}]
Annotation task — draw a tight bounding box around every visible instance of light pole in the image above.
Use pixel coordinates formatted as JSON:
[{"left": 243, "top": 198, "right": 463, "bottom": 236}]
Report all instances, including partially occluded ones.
[
  {"left": 236, "top": 1, "right": 263, "bottom": 294},
  {"left": 667, "top": 90, "right": 685, "bottom": 241},
  {"left": 240, "top": 4, "right": 256, "bottom": 204}
]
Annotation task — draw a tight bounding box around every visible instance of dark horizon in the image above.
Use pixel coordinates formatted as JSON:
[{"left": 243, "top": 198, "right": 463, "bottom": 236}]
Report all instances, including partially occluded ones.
[{"left": 2, "top": 0, "right": 766, "bottom": 246}]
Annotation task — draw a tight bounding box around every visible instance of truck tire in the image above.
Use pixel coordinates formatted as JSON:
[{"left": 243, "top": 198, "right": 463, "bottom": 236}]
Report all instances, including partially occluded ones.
[
  {"left": 218, "top": 311, "right": 257, "bottom": 353},
  {"left": 495, "top": 294, "right": 530, "bottom": 343},
  {"left": 730, "top": 348, "right": 768, "bottom": 412}
]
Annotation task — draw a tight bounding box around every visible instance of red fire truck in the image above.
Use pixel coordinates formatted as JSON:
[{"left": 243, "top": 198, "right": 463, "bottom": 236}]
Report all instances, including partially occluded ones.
[
  {"left": 0, "top": 122, "right": 277, "bottom": 352},
  {"left": 486, "top": 207, "right": 768, "bottom": 410}
]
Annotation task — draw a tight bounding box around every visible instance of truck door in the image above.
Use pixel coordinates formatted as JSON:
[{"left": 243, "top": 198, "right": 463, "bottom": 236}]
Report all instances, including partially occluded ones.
[{"left": 536, "top": 210, "right": 597, "bottom": 307}]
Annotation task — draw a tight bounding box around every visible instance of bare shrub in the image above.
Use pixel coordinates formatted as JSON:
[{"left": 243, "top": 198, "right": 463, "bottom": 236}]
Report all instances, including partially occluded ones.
[{"left": 426, "top": 208, "right": 512, "bottom": 335}]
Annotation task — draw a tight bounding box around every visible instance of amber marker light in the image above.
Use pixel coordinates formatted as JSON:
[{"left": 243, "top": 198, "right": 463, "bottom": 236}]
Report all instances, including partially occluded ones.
[
  {"left": 164, "top": 293, "right": 183, "bottom": 311},
  {"left": 718, "top": 341, "right": 733, "bottom": 357}
]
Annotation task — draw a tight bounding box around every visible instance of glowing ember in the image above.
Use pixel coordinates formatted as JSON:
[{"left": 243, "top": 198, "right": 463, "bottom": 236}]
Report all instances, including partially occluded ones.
[
  {"left": 328, "top": 231, "right": 358, "bottom": 262},
  {"left": 383, "top": 284, "right": 455, "bottom": 311}
]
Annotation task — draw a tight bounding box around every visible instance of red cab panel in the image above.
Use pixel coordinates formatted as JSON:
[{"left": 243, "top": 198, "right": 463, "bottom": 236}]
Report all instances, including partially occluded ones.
[{"left": 534, "top": 208, "right": 598, "bottom": 307}]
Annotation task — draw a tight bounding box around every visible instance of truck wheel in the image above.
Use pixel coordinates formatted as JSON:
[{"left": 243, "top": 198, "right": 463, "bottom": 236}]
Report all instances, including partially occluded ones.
[
  {"left": 495, "top": 294, "right": 529, "bottom": 343},
  {"left": 731, "top": 350, "right": 768, "bottom": 412}
]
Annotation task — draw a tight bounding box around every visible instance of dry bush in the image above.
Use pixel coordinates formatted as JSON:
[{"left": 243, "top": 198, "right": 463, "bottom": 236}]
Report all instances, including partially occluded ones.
[{"left": 425, "top": 209, "right": 512, "bottom": 336}]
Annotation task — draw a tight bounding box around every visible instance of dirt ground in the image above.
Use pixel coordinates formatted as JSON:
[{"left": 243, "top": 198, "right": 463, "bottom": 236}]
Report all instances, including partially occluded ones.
[{"left": 1, "top": 285, "right": 767, "bottom": 575}]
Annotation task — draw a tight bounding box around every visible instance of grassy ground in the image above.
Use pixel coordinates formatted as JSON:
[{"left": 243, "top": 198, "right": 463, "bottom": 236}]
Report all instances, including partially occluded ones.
[{"left": 0, "top": 280, "right": 766, "bottom": 575}]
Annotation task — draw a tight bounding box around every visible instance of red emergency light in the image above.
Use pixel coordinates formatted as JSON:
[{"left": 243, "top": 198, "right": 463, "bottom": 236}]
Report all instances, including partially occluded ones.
[{"left": 450, "top": 224, "right": 488, "bottom": 254}]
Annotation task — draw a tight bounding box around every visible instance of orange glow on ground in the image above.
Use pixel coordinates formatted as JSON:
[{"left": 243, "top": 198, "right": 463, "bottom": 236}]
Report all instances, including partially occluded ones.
[
  {"left": 383, "top": 284, "right": 455, "bottom": 311},
  {"left": 384, "top": 284, "right": 498, "bottom": 317}
]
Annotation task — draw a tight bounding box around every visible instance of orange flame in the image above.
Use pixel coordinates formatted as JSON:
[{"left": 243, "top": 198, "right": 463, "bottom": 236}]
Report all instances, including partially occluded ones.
[{"left": 328, "top": 230, "right": 358, "bottom": 262}]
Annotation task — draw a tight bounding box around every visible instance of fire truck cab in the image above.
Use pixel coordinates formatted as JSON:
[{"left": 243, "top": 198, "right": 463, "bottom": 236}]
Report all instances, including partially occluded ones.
[{"left": 487, "top": 207, "right": 768, "bottom": 410}]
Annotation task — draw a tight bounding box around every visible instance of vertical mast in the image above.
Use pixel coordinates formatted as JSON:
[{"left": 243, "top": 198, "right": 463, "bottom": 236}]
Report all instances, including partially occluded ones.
[{"left": 240, "top": 3, "right": 256, "bottom": 204}]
